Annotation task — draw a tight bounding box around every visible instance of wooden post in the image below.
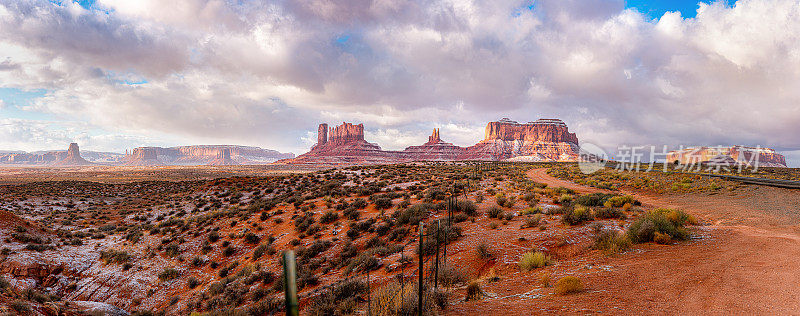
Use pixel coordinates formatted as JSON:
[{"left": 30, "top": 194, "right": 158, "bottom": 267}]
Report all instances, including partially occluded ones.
[
  {"left": 418, "top": 222, "right": 424, "bottom": 316},
  {"left": 434, "top": 220, "right": 440, "bottom": 289},
  {"left": 282, "top": 250, "right": 299, "bottom": 316},
  {"left": 367, "top": 270, "right": 372, "bottom": 316}
]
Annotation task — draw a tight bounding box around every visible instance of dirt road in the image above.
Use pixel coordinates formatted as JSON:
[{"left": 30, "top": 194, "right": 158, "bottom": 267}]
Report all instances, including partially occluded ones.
[{"left": 452, "top": 169, "right": 800, "bottom": 314}]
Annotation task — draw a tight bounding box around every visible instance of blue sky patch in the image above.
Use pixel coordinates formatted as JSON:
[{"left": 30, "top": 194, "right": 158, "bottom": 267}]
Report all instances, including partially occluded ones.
[
  {"left": 0, "top": 87, "right": 52, "bottom": 120},
  {"left": 624, "top": 0, "right": 736, "bottom": 19}
]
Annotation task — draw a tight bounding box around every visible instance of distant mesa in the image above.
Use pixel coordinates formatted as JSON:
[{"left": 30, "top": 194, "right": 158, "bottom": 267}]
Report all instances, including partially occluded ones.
[
  {"left": 0, "top": 144, "right": 293, "bottom": 166},
  {"left": 289, "top": 118, "right": 582, "bottom": 163},
  {"left": 52, "top": 143, "right": 92, "bottom": 166},
  {"left": 124, "top": 147, "right": 164, "bottom": 166},
  {"left": 667, "top": 146, "right": 787, "bottom": 168},
  {"left": 208, "top": 148, "right": 239, "bottom": 166},
  {"left": 459, "top": 118, "right": 579, "bottom": 161},
  {"left": 123, "top": 145, "right": 294, "bottom": 166}
]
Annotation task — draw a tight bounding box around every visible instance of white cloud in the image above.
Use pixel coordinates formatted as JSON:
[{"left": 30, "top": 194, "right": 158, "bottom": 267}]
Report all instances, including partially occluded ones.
[{"left": 0, "top": 0, "right": 799, "bottom": 165}]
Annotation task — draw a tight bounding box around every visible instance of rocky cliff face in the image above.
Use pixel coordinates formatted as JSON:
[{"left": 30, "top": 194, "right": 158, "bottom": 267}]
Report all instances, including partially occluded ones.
[
  {"left": 459, "top": 118, "right": 579, "bottom": 161},
  {"left": 293, "top": 123, "right": 392, "bottom": 163},
  {"left": 208, "top": 148, "right": 239, "bottom": 166},
  {"left": 123, "top": 145, "right": 294, "bottom": 166},
  {"left": 293, "top": 119, "right": 580, "bottom": 163},
  {"left": 0, "top": 145, "right": 123, "bottom": 165},
  {"left": 125, "top": 147, "right": 163, "bottom": 166},
  {"left": 401, "top": 129, "right": 465, "bottom": 161},
  {"left": 667, "top": 146, "right": 787, "bottom": 167},
  {"left": 52, "top": 143, "right": 92, "bottom": 166},
  {"left": 328, "top": 122, "right": 365, "bottom": 145}
]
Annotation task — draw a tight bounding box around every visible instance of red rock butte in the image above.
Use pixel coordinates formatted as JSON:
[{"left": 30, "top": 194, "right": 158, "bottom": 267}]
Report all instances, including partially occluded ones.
[
  {"left": 289, "top": 118, "right": 581, "bottom": 163},
  {"left": 666, "top": 146, "right": 787, "bottom": 167},
  {"left": 52, "top": 143, "right": 92, "bottom": 166}
]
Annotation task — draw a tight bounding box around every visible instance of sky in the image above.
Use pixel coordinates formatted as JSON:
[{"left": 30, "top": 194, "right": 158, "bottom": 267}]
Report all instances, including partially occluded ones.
[{"left": 2, "top": 0, "right": 800, "bottom": 166}]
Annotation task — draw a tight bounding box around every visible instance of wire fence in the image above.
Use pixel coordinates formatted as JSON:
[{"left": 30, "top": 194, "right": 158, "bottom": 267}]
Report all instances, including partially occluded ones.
[{"left": 280, "top": 162, "right": 525, "bottom": 315}]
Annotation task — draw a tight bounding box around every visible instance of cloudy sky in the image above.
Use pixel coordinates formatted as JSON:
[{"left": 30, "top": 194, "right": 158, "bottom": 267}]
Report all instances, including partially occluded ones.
[{"left": 1, "top": 0, "right": 800, "bottom": 165}]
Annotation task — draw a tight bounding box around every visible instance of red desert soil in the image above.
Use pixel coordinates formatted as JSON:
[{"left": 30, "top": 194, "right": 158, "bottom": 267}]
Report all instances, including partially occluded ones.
[{"left": 451, "top": 169, "right": 800, "bottom": 315}]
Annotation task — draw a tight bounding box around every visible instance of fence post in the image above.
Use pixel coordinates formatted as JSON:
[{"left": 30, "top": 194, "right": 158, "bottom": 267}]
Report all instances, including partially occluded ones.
[
  {"left": 434, "top": 220, "right": 440, "bottom": 289},
  {"left": 418, "top": 222, "right": 424, "bottom": 316},
  {"left": 401, "top": 245, "right": 405, "bottom": 290},
  {"left": 282, "top": 250, "right": 299, "bottom": 316},
  {"left": 367, "top": 270, "right": 372, "bottom": 316}
]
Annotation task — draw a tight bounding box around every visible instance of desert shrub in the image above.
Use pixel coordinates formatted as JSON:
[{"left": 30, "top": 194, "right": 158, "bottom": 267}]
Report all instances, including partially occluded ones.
[
  {"left": 187, "top": 277, "right": 199, "bottom": 289},
  {"left": 594, "top": 207, "right": 625, "bottom": 219},
  {"left": 248, "top": 296, "right": 284, "bottom": 315},
  {"left": 520, "top": 206, "right": 542, "bottom": 215},
  {"left": 487, "top": 206, "right": 504, "bottom": 219},
  {"left": 159, "top": 268, "right": 180, "bottom": 281},
  {"left": 252, "top": 244, "right": 271, "bottom": 260},
  {"left": 208, "top": 231, "right": 220, "bottom": 243},
  {"left": 436, "top": 264, "right": 467, "bottom": 286},
  {"left": 345, "top": 253, "right": 379, "bottom": 274},
  {"left": 540, "top": 274, "right": 551, "bottom": 287},
  {"left": 374, "top": 197, "right": 394, "bottom": 210},
  {"left": 320, "top": 211, "right": 339, "bottom": 224},
  {"left": 100, "top": 249, "right": 131, "bottom": 264},
  {"left": 307, "top": 279, "right": 369, "bottom": 316},
  {"left": 244, "top": 232, "right": 260, "bottom": 244},
  {"left": 476, "top": 243, "right": 493, "bottom": 259},
  {"left": 494, "top": 194, "right": 507, "bottom": 207},
  {"left": 9, "top": 301, "right": 30, "bottom": 313},
  {"left": 574, "top": 193, "right": 615, "bottom": 207},
  {"left": 561, "top": 206, "right": 593, "bottom": 225},
  {"left": 522, "top": 214, "right": 542, "bottom": 228},
  {"left": 557, "top": 194, "right": 574, "bottom": 205},
  {"left": 416, "top": 223, "right": 462, "bottom": 256},
  {"left": 450, "top": 213, "right": 469, "bottom": 223},
  {"left": 518, "top": 251, "right": 550, "bottom": 271},
  {"left": 554, "top": 276, "right": 583, "bottom": 295},
  {"left": 604, "top": 195, "right": 637, "bottom": 208},
  {"left": 593, "top": 228, "right": 631, "bottom": 254},
  {"left": 395, "top": 203, "right": 433, "bottom": 225},
  {"left": 296, "top": 240, "right": 332, "bottom": 260},
  {"left": 371, "top": 282, "right": 445, "bottom": 316},
  {"left": 343, "top": 207, "right": 360, "bottom": 221},
  {"left": 627, "top": 208, "right": 694, "bottom": 243},
  {"left": 351, "top": 198, "right": 368, "bottom": 209},
  {"left": 456, "top": 200, "right": 478, "bottom": 216},
  {"left": 465, "top": 281, "right": 484, "bottom": 301},
  {"left": 223, "top": 245, "right": 236, "bottom": 257},
  {"left": 522, "top": 193, "right": 537, "bottom": 202},
  {"left": 653, "top": 231, "right": 672, "bottom": 244}
]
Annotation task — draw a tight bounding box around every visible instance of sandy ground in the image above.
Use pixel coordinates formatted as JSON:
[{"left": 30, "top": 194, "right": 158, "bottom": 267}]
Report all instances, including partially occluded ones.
[{"left": 450, "top": 169, "right": 800, "bottom": 315}]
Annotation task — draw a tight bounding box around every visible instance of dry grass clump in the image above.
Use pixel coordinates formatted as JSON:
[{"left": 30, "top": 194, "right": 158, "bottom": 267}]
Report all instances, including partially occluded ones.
[
  {"left": 592, "top": 226, "right": 631, "bottom": 254},
  {"left": 627, "top": 208, "right": 696, "bottom": 243},
  {"left": 518, "top": 251, "right": 551, "bottom": 271},
  {"left": 370, "top": 282, "right": 446, "bottom": 316},
  {"left": 554, "top": 276, "right": 583, "bottom": 295}
]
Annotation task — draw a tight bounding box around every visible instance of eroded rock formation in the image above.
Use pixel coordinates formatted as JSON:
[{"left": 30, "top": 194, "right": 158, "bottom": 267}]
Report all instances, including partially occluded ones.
[
  {"left": 123, "top": 145, "right": 294, "bottom": 166},
  {"left": 208, "top": 148, "right": 239, "bottom": 166},
  {"left": 291, "top": 118, "right": 581, "bottom": 163},
  {"left": 293, "top": 123, "right": 391, "bottom": 163},
  {"left": 667, "top": 146, "right": 787, "bottom": 167},
  {"left": 401, "top": 129, "right": 465, "bottom": 161},
  {"left": 52, "top": 143, "right": 92, "bottom": 166},
  {"left": 460, "top": 118, "right": 579, "bottom": 161}
]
